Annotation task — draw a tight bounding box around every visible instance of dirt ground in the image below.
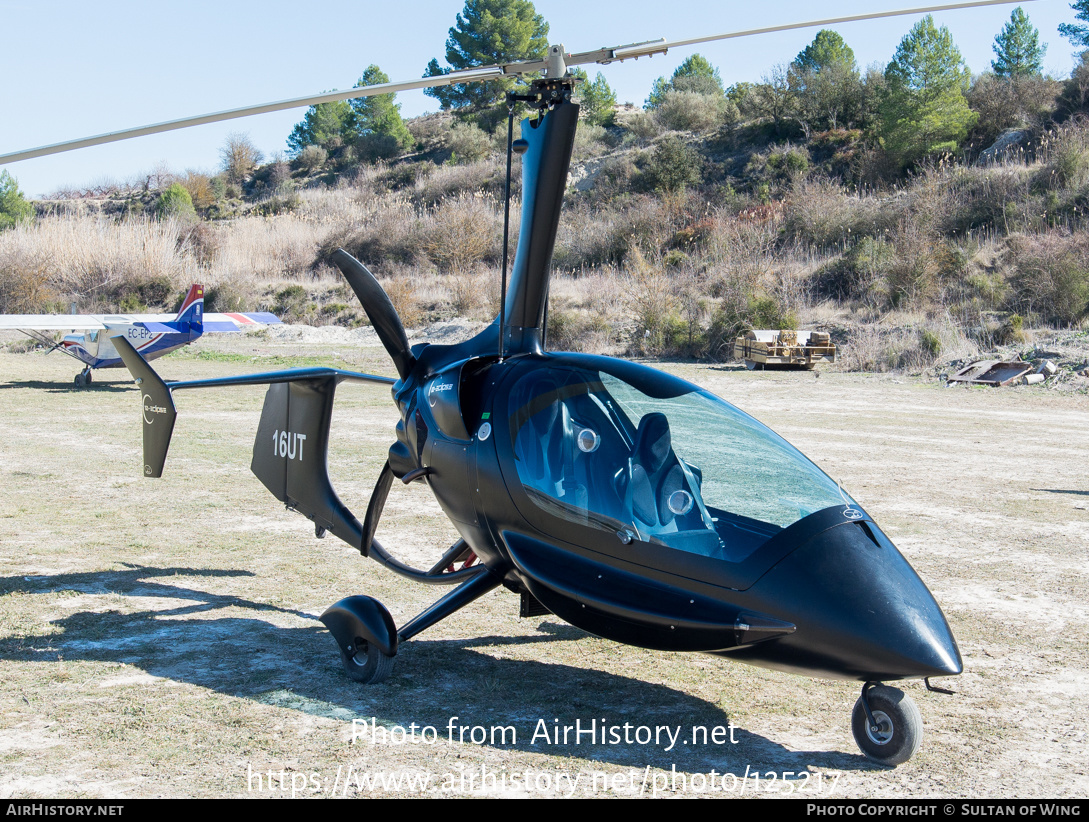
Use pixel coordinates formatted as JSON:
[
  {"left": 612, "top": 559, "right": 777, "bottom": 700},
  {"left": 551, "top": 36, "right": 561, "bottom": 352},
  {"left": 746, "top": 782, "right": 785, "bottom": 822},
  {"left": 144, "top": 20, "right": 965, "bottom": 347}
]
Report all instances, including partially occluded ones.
[{"left": 0, "top": 327, "right": 1086, "bottom": 799}]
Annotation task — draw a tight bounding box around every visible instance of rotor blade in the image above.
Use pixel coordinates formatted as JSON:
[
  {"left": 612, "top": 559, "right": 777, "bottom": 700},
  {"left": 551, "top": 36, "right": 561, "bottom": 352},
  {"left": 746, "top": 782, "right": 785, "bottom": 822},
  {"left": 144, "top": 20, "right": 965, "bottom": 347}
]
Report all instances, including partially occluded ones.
[
  {"left": 564, "top": 0, "right": 1036, "bottom": 66},
  {"left": 1, "top": 0, "right": 1031, "bottom": 166},
  {"left": 330, "top": 249, "right": 415, "bottom": 381},
  {"left": 0, "top": 68, "right": 506, "bottom": 165}
]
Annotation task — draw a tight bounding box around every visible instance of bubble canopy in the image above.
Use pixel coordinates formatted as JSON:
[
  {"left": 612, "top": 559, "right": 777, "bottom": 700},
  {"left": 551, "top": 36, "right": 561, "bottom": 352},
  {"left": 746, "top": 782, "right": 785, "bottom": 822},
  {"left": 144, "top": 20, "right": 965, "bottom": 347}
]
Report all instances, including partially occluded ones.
[{"left": 505, "top": 357, "right": 855, "bottom": 564}]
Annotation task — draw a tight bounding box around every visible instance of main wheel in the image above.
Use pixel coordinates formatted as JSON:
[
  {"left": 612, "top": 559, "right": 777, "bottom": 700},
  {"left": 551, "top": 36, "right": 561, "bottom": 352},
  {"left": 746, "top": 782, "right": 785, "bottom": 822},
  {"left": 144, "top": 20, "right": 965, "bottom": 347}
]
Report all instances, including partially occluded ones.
[
  {"left": 339, "top": 640, "right": 393, "bottom": 684},
  {"left": 851, "top": 685, "right": 922, "bottom": 766}
]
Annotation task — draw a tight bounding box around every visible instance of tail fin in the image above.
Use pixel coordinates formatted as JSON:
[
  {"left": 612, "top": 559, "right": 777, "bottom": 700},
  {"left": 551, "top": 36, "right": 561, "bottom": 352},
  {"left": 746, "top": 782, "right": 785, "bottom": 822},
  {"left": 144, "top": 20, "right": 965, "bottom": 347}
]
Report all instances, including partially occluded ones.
[
  {"left": 114, "top": 336, "right": 177, "bottom": 478},
  {"left": 174, "top": 284, "right": 204, "bottom": 332}
]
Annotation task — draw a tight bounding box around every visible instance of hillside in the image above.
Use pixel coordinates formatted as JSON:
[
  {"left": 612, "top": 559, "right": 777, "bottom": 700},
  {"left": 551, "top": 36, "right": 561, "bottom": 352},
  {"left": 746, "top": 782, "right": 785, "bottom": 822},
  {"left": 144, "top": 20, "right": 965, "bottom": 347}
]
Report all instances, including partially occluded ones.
[{"left": 3, "top": 60, "right": 1089, "bottom": 381}]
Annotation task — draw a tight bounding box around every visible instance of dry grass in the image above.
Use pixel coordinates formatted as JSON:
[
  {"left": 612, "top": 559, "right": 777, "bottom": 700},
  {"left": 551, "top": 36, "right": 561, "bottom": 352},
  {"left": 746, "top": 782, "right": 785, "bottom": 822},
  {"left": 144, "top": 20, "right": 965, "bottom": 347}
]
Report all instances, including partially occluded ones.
[{"left": 1, "top": 336, "right": 1087, "bottom": 797}]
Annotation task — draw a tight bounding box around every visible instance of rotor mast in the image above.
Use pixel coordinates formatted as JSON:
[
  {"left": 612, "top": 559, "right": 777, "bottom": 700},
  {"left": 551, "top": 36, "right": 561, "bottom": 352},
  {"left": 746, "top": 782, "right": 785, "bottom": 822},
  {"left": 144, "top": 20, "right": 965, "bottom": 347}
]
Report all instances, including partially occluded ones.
[{"left": 498, "top": 49, "right": 578, "bottom": 356}]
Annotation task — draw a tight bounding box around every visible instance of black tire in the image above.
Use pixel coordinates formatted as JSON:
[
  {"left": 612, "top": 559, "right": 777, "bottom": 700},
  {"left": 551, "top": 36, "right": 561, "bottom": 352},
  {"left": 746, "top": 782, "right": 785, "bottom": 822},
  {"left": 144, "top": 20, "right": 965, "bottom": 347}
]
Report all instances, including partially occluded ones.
[
  {"left": 339, "top": 640, "right": 393, "bottom": 684},
  {"left": 851, "top": 685, "right": 922, "bottom": 766}
]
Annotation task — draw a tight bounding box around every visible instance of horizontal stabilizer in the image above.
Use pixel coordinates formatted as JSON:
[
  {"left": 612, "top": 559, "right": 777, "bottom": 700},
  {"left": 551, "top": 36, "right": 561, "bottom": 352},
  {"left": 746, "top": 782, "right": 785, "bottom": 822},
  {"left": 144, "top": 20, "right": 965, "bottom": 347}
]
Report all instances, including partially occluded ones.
[
  {"left": 113, "top": 336, "right": 177, "bottom": 478},
  {"left": 204, "top": 312, "right": 282, "bottom": 326},
  {"left": 201, "top": 321, "right": 244, "bottom": 333},
  {"left": 140, "top": 321, "right": 189, "bottom": 334}
]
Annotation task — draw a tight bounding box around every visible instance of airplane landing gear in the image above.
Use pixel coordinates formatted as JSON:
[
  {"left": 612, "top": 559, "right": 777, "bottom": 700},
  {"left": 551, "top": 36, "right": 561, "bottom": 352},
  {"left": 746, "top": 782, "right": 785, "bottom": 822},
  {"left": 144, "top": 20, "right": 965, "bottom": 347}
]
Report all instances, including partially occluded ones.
[
  {"left": 851, "top": 682, "right": 922, "bottom": 766},
  {"left": 339, "top": 640, "right": 394, "bottom": 684},
  {"left": 74, "top": 368, "right": 93, "bottom": 388}
]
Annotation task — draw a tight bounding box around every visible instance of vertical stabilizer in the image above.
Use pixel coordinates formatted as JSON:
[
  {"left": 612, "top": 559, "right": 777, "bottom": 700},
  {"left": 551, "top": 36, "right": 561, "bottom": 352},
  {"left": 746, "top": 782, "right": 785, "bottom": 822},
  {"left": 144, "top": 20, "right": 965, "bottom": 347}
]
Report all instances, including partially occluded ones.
[{"left": 174, "top": 284, "right": 204, "bottom": 335}]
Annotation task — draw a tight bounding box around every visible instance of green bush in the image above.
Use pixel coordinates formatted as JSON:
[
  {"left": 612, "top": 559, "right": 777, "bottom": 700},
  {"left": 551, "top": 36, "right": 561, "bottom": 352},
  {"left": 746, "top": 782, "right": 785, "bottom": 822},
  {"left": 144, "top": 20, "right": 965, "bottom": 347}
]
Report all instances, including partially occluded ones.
[
  {"left": 813, "top": 237, "right": 898, "bottom": 302},
  {"left": 447, "top": 122, "right": 492, "bottom": 164},
  {"left": 920, "top": 328, "right": 942, "bottom": 357},
  {"left": 274, "top": 284, "right": 314, "bottom": 323},
  {"left": 156, "top": 183, "right": 196, "bottom": 221},
  {"left": 642, "top": 136, "right": 702, "bottom": 193}
]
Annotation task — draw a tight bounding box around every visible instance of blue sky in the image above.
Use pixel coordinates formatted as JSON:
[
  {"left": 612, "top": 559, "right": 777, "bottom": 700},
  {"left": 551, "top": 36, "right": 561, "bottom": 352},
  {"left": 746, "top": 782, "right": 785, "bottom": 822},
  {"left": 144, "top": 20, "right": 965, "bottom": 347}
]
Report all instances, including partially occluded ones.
[{"left": 1, "top": 0, "right": 1081, "bottom": 197}]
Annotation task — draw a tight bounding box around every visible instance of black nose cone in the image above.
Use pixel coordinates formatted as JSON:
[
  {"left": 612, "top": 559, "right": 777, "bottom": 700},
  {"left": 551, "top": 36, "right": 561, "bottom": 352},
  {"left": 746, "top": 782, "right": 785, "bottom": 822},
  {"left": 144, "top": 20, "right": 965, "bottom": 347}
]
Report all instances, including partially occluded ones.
[{"left": 731, "top": 520, "right": 962, "bottom": 681}]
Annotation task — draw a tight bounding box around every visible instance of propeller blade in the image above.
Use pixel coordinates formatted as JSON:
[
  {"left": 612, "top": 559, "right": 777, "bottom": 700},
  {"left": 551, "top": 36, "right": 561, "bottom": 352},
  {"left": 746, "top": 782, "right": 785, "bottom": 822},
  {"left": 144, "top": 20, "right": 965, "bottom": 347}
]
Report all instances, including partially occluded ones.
[
  {"left": 330, "top": 249, "right": 415, "bottom": 381},
  {"left": 0, "top": 0, "right": 1031, "bottom": 166}
]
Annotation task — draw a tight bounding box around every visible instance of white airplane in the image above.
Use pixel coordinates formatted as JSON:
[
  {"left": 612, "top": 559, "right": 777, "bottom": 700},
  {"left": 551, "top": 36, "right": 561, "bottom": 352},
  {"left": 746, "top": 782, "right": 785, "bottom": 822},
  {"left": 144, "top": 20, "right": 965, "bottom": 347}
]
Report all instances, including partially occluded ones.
[{"left": 0, "top": 284, "right": 280, "bottom": 386}]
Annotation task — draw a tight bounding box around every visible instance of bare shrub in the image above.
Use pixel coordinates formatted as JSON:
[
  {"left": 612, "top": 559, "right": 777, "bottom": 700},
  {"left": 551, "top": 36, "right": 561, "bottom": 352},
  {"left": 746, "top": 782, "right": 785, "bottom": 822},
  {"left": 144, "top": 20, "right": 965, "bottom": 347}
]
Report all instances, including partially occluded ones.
[
  {"left": 413, "top": 157, "right": 504, "bottom": 205},
  {"left": 380, "top": 272, "right": 423, "bottom": 328},
  {"left": 445, "top": 267, "right": 490, "bottom": 317},
  {"left": 320, "top": 196, "right": 422, "bottom": 268},
  {"left": 554, "top": 196, "right": 673, "bottom": 271},
  {"left": 220, "top": 133, "right": 263, "bottom": 185},
  {"left": 1005, "top": 231, "right": 1089, "bottom": 325},
  {"left": 884, "top": 222, "right": 944, "bottom": 309},
  {"left": 623, "top": 110, "right": 663, "bottom": 141},
  {"left": 782, "top": 177, "right": 883, "bottom": 247},
  {"left": 654, "top": 91, "right": 728, "bottom": 133},
  {"left": 1034, "top": 119, "right": 1089, "bottom": 192},
  {"left": 624, "top": 247, "right": 677, "bottom": 356},
  {"left": 422, "top": 194, "right": 499, "bottom": 274},
  {"left": 292, "top": 145, "right": 328, "bottom": 175},
  {"left": 0, "top": 247, "right": 55, "bottom": 312},
  {"left": 180, "top": 171, "right": 217, "bottom": 212}
]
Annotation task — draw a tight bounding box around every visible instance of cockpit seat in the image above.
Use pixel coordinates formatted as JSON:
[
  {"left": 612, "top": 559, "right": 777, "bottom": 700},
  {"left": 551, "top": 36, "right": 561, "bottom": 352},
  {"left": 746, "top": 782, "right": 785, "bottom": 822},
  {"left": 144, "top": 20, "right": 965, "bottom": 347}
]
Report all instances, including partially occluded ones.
[{"left": 623, "top": 413, "right": 722, "bottom": 557}]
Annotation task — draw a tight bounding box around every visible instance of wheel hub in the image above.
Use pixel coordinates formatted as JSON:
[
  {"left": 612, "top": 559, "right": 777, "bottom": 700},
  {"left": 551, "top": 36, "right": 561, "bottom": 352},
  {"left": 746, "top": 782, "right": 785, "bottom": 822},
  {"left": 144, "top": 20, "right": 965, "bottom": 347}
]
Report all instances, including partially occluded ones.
[{"left": 866, "top": 710, "right": 894, "bottom": 745}]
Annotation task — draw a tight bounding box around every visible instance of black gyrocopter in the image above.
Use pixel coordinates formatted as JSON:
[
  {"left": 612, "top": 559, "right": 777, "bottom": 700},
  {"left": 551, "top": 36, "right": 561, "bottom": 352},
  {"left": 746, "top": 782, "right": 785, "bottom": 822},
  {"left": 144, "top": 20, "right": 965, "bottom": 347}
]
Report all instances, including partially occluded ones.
[{"left": 5, "top": 2, "right": 1010, "bottom": 766}]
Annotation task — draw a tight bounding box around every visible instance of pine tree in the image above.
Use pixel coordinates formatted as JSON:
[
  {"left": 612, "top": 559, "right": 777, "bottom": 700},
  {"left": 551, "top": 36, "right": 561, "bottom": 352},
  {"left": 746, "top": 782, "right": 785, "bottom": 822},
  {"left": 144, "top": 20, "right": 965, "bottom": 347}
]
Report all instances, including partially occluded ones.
[
  {"left": 789, "top": 30, "right": 861, "bottom": 132},
  {"left": 0, "top": 171, "right": 34, "bottom": 230},
  {"left": 423, "top": 0, "right": 549, "bottom": 111},
  {"left": 287, "top": 66, "right": 411, "bottom": 159},
  {"left": 287, "top": 101, "right": 353, "bottom": 155},
  {"left": 349, "top": 65, "right": 412, "bottom": 150},
  {"left": 1059, "top": 0, "right": 1089, "bottom": 47},
  {"left": 646, "top": 54, "right": 723, "bottom": 108},
  {"left": 793, "top": 29, "right": 857, "bottom": 75},
  {"left": 992, "top": 7, "right": 1046, "bottom": 77},
  {"left": 878, "top": 16, "right": 976, "bottom": 167},
  {"left": 570, "top": 68, "right": 617, "bottom": 126}
]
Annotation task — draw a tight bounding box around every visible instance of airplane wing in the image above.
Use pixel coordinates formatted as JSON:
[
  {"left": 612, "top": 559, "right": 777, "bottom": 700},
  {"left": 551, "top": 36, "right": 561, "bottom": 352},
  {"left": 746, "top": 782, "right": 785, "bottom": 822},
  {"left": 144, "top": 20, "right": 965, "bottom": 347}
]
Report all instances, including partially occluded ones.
[{"left": 0, "top": 315, "right": 108, "bottom": 331}]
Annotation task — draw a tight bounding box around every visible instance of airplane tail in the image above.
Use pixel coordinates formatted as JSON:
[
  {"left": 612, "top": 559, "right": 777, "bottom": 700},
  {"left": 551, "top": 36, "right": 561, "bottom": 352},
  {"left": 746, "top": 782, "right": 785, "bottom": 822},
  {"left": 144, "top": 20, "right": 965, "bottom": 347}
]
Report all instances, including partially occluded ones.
[{"left": 174, "top": 285, "right": 204, "bottom": 333}]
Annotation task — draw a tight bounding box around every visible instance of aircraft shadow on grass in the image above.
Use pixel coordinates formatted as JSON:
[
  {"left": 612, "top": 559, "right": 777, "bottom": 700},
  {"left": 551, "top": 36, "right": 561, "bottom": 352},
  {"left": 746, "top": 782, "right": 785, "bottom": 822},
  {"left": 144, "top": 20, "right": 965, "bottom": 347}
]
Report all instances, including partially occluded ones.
[
  {"left": 0, "top": 378, "right": 134, "bottom": 393},
  {"left": 1, "top": 564, "right": 874, "bottom": 773}
]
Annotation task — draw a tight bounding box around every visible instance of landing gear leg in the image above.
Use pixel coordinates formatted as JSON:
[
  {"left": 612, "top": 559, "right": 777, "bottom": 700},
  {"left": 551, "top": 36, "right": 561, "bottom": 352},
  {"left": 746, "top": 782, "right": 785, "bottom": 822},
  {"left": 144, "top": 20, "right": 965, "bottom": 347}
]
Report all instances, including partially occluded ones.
[
  {"left": 851, "top": 682, "right": 922, "bottom": 766},
  {"left": 74, "top": 368, "right": 93, "bottom": 388},
  {"left": 321, "top": 571, "right": 501, "bottom": 685}
]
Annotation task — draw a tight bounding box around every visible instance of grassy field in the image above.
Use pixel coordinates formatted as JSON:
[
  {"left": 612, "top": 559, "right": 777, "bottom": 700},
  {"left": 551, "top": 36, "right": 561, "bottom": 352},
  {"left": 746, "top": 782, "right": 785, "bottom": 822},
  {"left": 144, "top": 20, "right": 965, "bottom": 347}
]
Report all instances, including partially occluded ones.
[{"left": 1, "top": 332, "right": 1087, "bottom": 798}]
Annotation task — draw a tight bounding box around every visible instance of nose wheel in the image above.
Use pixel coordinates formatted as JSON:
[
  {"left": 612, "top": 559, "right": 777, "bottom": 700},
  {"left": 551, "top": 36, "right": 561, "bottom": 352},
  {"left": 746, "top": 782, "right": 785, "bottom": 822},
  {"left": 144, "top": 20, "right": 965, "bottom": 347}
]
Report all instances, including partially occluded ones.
[
  {"left": 339, "top": 640, "right": 394, "bottom": 684},
  {"left": 851, "top": 683, "right": 922, "bottom": 766}
]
